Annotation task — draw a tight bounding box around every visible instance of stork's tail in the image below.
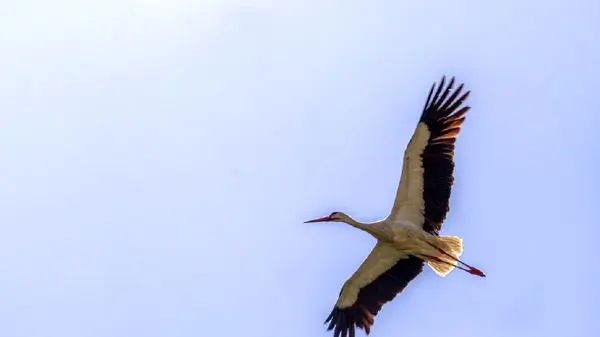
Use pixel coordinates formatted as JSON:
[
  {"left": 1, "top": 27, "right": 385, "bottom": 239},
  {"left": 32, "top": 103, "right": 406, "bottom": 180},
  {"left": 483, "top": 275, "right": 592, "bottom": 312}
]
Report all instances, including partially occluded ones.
[{"left": 426, "top": 236, "right": 463, "bottom": 277}]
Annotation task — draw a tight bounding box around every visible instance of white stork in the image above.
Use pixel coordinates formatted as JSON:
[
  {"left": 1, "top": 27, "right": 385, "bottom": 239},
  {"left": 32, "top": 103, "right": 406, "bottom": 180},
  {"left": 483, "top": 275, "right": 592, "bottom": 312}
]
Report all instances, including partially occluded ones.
[{"left": 305, "top": 76, "right": 484, "bottom": 337}]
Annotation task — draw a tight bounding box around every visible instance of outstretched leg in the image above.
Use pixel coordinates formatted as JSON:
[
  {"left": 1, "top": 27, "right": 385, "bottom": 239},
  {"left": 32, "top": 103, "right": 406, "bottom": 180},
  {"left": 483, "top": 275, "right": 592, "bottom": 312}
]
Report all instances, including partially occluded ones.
[{"left": 424, "top": 236, "right": 485, "bottom": 277}]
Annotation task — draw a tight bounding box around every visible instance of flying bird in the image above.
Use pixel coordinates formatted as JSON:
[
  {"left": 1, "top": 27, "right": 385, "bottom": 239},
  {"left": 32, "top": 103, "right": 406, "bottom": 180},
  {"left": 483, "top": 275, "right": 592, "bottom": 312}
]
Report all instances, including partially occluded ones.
[{"left": 305, "top": 76, "right": 484, "bottom": 337}]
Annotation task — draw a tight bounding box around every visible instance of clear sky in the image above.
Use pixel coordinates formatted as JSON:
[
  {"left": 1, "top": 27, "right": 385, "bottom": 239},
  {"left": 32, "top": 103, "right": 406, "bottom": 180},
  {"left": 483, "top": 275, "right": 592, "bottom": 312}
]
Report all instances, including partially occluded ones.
[{"left": 1, "top": 1, "right": 598, "bottom": 337}]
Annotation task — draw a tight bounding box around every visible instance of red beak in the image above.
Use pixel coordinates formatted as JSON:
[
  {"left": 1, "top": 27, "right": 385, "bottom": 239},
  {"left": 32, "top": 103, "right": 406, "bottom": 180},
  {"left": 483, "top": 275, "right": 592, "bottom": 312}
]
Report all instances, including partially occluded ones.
[{"left": 304, "top": 215, "right": 333, "bottom": 223}]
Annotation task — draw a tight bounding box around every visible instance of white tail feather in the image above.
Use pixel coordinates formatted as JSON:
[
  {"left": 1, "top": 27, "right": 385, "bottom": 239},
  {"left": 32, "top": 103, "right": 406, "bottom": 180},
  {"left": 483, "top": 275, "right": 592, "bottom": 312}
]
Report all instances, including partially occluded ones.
[{"left": 427, "top": 236, "right": 463, "bottom": 277}]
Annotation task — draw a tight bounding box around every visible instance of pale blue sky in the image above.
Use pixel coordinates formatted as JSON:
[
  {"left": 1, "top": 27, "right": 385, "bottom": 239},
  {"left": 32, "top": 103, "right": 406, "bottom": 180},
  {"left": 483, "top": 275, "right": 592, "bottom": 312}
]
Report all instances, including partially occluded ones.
[{"left": 0, "top": 1, "right": 598, "bottom": 337}]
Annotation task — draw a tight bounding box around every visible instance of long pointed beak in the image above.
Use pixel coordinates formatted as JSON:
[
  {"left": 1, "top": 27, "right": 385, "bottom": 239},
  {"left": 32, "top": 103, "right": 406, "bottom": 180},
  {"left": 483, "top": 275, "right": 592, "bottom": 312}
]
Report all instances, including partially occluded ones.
[{"left": 304, "top": 215, "right": 333, "bottom": 223}]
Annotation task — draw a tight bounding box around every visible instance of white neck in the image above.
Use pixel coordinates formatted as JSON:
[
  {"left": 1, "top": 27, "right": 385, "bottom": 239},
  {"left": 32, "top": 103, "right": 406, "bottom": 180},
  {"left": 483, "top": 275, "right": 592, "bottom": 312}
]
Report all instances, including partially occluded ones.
[{"left": 339, "top": 213, "right": 389, "bottom": 240}]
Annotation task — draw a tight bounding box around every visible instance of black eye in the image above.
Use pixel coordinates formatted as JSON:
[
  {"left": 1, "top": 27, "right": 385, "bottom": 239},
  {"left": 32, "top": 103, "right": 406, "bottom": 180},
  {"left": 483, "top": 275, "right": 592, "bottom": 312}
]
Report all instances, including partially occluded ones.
[{"left": 330, "top": 212, "right": 338, "bottom": 217}]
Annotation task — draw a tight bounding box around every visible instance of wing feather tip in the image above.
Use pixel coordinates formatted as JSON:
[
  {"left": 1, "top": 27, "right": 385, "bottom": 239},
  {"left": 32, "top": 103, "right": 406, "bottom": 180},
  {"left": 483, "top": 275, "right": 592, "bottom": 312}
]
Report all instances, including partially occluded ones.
[
  {"left": 421, "top": 76, "right": 470, "bottom": 121},
  {"left": 325, "top": 307, "right": 359, "bottom": 337}
]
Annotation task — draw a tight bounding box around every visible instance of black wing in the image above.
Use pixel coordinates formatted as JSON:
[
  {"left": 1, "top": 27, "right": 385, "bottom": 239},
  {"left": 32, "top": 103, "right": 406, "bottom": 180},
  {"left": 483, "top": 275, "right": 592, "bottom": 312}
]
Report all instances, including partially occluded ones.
[
  {"left": 325, "top": 256, "right": 424, "bottom": 337},
  {"left": 388, "top": 76, "right": 471, "bottom": 235},
  {"left": 419, "top": 76, "right": 471, "bottom": 234}
]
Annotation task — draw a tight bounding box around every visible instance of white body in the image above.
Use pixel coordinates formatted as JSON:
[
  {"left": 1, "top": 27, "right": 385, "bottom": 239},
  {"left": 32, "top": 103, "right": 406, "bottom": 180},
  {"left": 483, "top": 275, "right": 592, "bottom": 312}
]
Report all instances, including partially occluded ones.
[{"left": 334, "top": 217, "right": 463, "bottom": 309}]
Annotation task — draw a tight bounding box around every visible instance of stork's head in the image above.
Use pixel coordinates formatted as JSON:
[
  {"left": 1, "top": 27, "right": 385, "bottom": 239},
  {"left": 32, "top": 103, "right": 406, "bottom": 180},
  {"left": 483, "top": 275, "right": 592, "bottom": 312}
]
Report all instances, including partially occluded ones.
[
  {"left": 304, "top": 211, "right": 378, "bottom": 238},
  {"left": 304, "top": 211, "right": 348, "bottom": 223}
]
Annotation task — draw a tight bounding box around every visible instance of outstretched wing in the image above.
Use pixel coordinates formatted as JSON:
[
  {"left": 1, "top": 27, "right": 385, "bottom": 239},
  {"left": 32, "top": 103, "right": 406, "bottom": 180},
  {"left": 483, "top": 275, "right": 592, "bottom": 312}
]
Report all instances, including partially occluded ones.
[
  {"left": 325, "top": 242, "right": 424, "bottom": 337},
  {"left": 389, "top": 76, "right": 471, "bottom": 234}
]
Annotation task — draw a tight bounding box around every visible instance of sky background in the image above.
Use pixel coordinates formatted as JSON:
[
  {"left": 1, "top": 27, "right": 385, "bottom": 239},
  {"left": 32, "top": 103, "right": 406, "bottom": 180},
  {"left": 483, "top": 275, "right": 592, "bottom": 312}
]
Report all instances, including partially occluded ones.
[{"left": 0, "top": 1, "right": 599, "bottom": 337}]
